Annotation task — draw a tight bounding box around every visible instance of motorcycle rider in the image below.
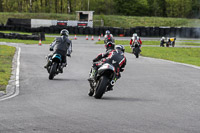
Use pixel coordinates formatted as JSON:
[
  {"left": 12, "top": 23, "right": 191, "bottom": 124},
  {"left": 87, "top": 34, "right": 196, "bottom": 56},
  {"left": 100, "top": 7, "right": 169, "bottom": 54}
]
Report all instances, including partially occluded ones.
[
  {"left": 88, "top": 45, "right": 127, "bottom": 91},
  {"left": 160, "top": 37, "right": 166, "bottom": 47},
  {"left": 130, "top": 33, "right": 142, "bottom": 51},
  {"left": 105, "top": 41, "right": 115, "bottom": 52},
  {"left": 104, "top": 30, "right": 115, "bottom": 44},
  {"left": 44, "top": 29, "right": 72, "bottom": 72},
  {"left": 166, "top": 37, "right": 176, "bottom": 47}
]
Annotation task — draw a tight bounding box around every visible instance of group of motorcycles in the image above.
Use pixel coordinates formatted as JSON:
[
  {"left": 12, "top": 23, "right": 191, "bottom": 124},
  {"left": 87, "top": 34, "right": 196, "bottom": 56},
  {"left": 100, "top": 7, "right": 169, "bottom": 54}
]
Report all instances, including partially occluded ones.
[
  {"left": 160, "top": 37, "right": 176, "bottom": 47},
  {"left": 44, "top": 37, "right": 139, "bottom": 99}
]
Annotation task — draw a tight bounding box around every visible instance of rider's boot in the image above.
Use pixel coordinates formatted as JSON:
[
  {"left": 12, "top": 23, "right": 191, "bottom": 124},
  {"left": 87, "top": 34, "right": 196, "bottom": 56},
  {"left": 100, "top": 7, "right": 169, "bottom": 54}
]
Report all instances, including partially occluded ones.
[
  {"left": 88, "top": 68, "right": 96, "bottom": 81},
  {"left": 44, "top": 61, "right": 50, "bottom": 68},
  {"left": 62, "top": 62, "right": 67, "bottom": 67},
  {"left": 88, "top": 88, "right": 94, "bottom": 96}
]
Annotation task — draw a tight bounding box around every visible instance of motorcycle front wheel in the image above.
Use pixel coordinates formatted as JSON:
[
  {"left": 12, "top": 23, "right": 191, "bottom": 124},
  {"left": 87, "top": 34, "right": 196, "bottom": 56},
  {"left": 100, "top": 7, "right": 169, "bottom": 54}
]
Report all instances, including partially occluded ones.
[
  {"left": 49, "top": 62, "right": 57, "bottom": 80},
  {"left": 134, "top": 47, "right": 140, "bottom": 58},
  {"left": 94, "top": 75, "right": 109, "bottom": 99}
]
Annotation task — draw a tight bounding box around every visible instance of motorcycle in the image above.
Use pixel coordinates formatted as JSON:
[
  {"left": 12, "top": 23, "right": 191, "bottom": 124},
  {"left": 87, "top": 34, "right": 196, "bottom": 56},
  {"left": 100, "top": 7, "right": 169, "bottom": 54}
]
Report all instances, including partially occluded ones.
[
  {"left": 88, "top": 63, "right": 117, "bottom": 99},
  {"left": 46, "top": 53, "right": 63, "bottom": 80},
  {"left": 131, "top": 42, "right": 141, "bottom": 58}
]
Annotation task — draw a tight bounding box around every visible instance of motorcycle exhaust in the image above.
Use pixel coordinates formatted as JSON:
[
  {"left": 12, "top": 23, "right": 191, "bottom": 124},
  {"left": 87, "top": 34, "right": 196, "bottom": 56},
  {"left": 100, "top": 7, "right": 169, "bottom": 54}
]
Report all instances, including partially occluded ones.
[{"left": 110, "top": 80, "right": 115, "bottom": 86}]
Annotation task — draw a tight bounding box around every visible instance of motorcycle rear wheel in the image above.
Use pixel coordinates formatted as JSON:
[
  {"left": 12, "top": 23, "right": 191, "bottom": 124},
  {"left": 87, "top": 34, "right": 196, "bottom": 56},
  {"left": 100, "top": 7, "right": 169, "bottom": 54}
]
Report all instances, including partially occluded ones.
[
  {"left": 94, "top": 75, "right": 109, "bottom": 99},
  {"left": 49, "top": 63, "right": 57, "bottom": 80}
]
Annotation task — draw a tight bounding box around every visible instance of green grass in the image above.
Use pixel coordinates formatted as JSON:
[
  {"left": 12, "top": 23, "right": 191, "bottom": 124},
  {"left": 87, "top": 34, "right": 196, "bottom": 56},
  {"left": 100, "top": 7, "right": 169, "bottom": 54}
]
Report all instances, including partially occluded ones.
[
  {"left": 97, "top": 40, "right": 160, "bottom": 45},
  {"left": 0, "top": 45, "right": 16, "bottom": 91},
  {"left": 0, "top": 30, "right": 32, "bottom": 35},
  {"left": 176, "top": 42, "right": 200, "bottom": 46},
  {"left": 1, "top": 12, "right": 200, "bottom": 28},
  {"left": 96, "top": 40, "right": 200, "bottom": 46},
  {"left": 125, "top": 46, "right": 200, "bottom": 66},
  {"left": 0, "top": 37, "right": 54, "bottom": 44}
]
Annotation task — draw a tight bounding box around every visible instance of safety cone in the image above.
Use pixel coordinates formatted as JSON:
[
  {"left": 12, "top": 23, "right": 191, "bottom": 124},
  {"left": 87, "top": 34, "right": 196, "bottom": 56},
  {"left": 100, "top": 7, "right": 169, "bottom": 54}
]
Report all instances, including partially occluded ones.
[
  {"left": 98, "top": 36, "right": 101, "bottom": 41},
  {"left": 91, "top": 35, "right": 94, "bottom": 40},
  {"left": 38, "top": 39, "right": 42, "bottom": 46},
  {"left": 86, "top": 35, "right": 88, "bottom": 40},
  {"left": 74, "top": 34, "right": 77, "bottom": 40}
]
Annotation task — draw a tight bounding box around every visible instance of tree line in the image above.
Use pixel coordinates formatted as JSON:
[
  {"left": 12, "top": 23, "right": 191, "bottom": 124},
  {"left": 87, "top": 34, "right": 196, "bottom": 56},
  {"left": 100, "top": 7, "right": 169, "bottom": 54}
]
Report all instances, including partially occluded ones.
[{"left": 0, "top": 0, "right": 199, "bottom": 18}]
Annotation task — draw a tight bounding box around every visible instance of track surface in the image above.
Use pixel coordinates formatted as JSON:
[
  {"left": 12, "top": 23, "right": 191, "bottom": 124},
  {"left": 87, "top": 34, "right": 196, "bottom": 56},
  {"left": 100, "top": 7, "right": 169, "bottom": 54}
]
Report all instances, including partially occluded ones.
[{"left": 0, "top": 38, "right": 200, "bottom": 133}]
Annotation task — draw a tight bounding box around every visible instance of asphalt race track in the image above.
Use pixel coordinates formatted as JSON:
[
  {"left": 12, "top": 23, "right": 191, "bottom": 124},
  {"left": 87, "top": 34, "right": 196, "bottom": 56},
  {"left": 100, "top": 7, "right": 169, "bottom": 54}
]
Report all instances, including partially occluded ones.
[{"left": 0, "top": 37, "right": 200, "bottom": 133}]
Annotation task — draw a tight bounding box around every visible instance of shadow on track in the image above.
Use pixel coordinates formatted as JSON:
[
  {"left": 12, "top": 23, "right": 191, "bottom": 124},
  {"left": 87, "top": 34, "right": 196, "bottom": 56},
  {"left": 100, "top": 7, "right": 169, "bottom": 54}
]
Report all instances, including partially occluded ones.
[
  {"left": 51, "top": 78, "right": 80, "bottom": 81},
  {"left": 101, "top": 96, "right": 155, "bottom": 102}
]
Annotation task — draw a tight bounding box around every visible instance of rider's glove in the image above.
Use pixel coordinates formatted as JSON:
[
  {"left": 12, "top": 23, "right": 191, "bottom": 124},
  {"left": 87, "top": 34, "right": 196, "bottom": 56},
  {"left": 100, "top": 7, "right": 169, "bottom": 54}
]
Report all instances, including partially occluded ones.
[
  {"left": 50, "top": 48, "right": 53, "bottom": 51},
  {"left": 67, "top": 54, "right": 71, "bottom": 57}
]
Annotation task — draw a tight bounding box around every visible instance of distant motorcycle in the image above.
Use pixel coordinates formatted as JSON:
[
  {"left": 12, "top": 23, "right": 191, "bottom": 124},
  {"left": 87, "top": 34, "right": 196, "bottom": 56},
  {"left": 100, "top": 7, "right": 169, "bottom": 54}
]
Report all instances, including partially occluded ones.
[
  {"left": 46, "top": 53, "right": 64, "bottom": 80},
  {"left": 131, "top": 42, "right": 141, "bottom": 58},
  {"left": 88, "top": 63, "right": 117, "bottom": 99},
  {"left": 166, "top": 37, "right": 176, "bottom": 47}
]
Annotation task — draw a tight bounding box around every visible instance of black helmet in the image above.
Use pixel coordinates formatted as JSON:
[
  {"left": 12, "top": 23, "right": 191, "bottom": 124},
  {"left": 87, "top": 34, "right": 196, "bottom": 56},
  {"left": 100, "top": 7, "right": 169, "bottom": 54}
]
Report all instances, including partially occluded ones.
[
  {"left": 60, "top": 29, "right": 69, "bottom": 36},
  {"left": 105, "top": 41, "right": 115, "bottom": 50},
  {"left": 115, "top": 45, "right": 125, "bottom": 53},
  {"left": 105, "top": 30, "right": 110, "bottom": 35}
]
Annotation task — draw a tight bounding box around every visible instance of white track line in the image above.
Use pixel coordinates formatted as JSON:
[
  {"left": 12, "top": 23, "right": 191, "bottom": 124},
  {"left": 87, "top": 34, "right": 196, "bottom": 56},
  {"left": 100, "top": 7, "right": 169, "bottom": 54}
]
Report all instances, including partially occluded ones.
[{"left": 0, "top": 47, "right": 21, "bottom": 101}]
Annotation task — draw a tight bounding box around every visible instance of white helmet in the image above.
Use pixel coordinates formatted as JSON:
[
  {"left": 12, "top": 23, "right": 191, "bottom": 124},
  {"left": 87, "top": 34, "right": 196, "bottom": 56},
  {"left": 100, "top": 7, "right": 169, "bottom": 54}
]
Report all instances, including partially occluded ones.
[
  {"left": 115, "top": 45, "right": 125, "bottom": 53},
  {"left": 133, "top": 33, "right": 137, "bottom": 37},
  {"left": 162, "top": 37, "right": 165, "bottom": 40}
]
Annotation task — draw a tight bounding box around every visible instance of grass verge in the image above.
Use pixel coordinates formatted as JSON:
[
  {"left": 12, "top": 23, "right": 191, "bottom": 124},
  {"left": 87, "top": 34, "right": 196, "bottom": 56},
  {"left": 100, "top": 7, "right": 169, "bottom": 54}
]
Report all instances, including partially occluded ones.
[
  {"left": 0, "top": 37, "right": 54, "bottom": 44},
  {"left": 125, "top": 46, "right": 200, "bottom": 66},
  {"left": 96, "top": 40, "right": 200, "bottom": 46},
  {"left": 0, "top": 45, "right": 16, "bottom": 91}
]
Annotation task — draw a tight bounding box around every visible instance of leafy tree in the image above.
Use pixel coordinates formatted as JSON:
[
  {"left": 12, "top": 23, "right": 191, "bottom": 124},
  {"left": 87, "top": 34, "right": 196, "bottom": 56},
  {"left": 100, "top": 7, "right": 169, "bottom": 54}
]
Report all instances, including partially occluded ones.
[
  {"left": 166, "top": 0, "right": 192, "bottom": 17},
  {"left": 0, "top": 0, "right": 199, "bottom": 19},
  {"left": 115, "top": 0, "right": 149, "bottom": 16}
]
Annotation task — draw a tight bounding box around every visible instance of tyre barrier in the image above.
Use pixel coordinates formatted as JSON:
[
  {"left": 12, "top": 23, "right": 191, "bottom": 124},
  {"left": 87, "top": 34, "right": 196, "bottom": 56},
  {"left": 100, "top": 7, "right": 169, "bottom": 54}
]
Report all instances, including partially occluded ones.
[
  {"left": 0, "top": 24, "right": 200, "bottom": 38},
  {"left": 0, "top": 32, "right": 45, "bottom": 41}
]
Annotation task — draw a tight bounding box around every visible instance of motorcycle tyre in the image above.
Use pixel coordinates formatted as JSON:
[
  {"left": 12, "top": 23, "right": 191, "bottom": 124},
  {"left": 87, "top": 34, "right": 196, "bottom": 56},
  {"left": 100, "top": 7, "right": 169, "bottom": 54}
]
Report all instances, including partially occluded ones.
[
  {"left": 135, "top": 47, "right": 140, "bottom": 58},
  {"left": 49, "top": 63, "right": 57, "bottom": 80},
  {"left": 94, "top": 76, "right": 109, "bottom": 99}
]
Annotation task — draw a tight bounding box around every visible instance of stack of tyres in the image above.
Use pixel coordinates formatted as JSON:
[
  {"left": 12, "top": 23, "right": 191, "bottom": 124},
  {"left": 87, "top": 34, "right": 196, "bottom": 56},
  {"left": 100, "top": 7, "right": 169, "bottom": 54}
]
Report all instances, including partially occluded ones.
[
  {"left": 118, "top": 28, "right": 124, "bottom": 35},
  {"left": 89, "top": 27, "right": 94, "bottom": 35},
  {"left": 194, "top": 28, "right": 200, "bottom": 38},
  {"left": 159, "top": 27, "right": 165, "bottom": 36},
  {"left": 94, "top": 27, "right": 99, "bottom": 35},
  {"left": 130, "top": 27, "right": 136, "bottom": 35},
  {"left": 44, "top": 27, "right": 50, "bottom": 33},
  {"left": 99, "top": 27, "right": 104, "bottom": 36},
  {"left": 113, "top": 28, "right": 119, "bottom": 36},
  {"left": 125, "top": 29, "right": 131, "bottom": 37},
  {"left": 180, "top": 27, "right": 186, "bottom": 38},
  {"left": 0, "top": 24, "right": 5, "bottom": 30},
  {"left": 0, "top": 32, "right": 4, "bottom": 38},
  {"left": 74, "top": 27, "right": 79, "bottom": 34},
  {"left": 140, "top": 27, "right": 147, "bottom": 37},
  {"left": 154, "top": 27, "right": 160, "bottom": 37},
  {"left": 185, "top": 28, "right": 191, "bottom": 38},
  {"left": 164, "top": 27, "right": 170, "bottom": 37},
  {"left": 170, "top": 27, "right": 176, "bottom": 37},
  {"left": 135, "top": 27, "right": 141, "bottom": 36},
  {"left": 78, "top": 27, "right": 84, "bottom": 34},
  {"left": 84, "top": 27, "right": 90, "bottom": 35}
]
